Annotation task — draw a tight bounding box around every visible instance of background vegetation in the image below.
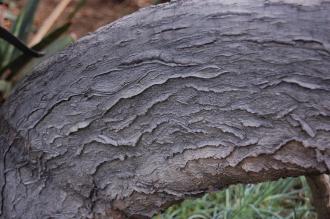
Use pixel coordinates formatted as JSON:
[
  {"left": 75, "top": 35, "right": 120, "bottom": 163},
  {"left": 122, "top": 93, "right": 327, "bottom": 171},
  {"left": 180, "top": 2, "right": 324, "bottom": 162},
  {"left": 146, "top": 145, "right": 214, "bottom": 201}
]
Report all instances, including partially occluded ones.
[{"left": 155, "top": 177, "right": 316, "bottom": 219}]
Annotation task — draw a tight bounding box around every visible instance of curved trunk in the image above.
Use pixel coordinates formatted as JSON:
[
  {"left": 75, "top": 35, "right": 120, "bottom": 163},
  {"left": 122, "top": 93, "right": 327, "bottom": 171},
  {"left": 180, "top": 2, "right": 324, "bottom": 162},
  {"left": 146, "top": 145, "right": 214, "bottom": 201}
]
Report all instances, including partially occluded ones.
[{"left": 1, "top": 0, "right": 330, "bottom": 218}]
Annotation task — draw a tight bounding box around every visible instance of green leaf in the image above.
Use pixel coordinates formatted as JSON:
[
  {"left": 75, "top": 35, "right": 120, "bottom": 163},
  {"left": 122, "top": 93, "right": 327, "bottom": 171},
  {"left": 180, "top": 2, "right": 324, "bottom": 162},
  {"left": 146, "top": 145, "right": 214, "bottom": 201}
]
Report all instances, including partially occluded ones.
[
  {"left": 14, "top": 0, "right": 39, "bottom": 42},
  {"left": 1, "top": 22, "right": 71, "bottom": 80},
  {"left": 1, "top": 0, "right": 40, "bottom": 68},
  {"left": 33, "top": 22, "right": 71, "bottom": 50},
  {"left": 13, "top": 34, "right": 74, "bottom": 82}
]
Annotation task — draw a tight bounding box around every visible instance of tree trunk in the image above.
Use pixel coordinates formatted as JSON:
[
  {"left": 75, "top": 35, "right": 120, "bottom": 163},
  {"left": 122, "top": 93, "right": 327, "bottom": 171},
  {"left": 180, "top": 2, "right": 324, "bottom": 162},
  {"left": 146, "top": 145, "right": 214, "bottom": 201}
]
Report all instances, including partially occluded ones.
[
  {"left": 306, "top": 174, "right": 330, "bottom": 218},
  {"left": 1, "top": 0, "right": 330, "bottom": 218}
]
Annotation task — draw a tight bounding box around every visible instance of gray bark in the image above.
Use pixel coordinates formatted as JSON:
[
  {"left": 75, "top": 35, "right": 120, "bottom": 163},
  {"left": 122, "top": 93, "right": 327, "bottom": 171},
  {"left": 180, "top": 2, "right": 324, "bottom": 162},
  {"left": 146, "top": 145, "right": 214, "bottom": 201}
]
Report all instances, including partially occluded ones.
[
  {"left": 1, "top": 0, "right": 330, "bottom": 218},
  {"left": 307, "top": 175, "right": 330, "bottom": 218}
]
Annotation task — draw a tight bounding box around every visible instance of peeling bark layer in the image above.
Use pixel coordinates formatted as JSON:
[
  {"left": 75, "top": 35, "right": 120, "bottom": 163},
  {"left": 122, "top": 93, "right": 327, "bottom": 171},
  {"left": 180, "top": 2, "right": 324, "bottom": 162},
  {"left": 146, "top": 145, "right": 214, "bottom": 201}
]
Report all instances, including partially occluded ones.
[{"left": 1, "top": 0, "right": 330, "bottom": 218}]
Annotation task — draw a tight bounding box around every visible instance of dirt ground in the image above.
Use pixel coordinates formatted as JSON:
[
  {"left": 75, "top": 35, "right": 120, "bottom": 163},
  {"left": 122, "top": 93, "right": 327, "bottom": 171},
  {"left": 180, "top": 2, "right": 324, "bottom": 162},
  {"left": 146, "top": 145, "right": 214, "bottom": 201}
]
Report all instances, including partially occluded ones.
[{"left": 16, "top": 0, "right": 160, "bottom": 39}]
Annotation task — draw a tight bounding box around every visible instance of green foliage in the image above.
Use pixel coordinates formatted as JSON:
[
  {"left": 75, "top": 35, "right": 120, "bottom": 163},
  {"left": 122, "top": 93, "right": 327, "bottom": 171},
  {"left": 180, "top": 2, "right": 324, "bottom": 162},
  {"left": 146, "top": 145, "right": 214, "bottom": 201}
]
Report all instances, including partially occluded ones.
[
  {"left": 0, "top": 0, "right": 40, "bottom": 69},
  {"left": 155, "top": 177, "right": 316, "bottom": 219},
  {"left": 0, "top": 0, "right": 84, "bottom": 98}
]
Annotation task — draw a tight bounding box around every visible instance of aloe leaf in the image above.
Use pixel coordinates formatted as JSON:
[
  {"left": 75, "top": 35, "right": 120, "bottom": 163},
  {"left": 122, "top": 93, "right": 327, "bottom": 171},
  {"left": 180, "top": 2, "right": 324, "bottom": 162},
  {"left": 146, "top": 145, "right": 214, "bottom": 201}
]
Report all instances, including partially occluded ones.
[
  {"left": 1, "top": 22, "right": 71, "bottom": 80},
  {"left": 0, "top": 37, "right": 5, "bottom": 62},
  {"left": 33, "top": 22, "right": 71, "bottom": 50},
  {"left": 13, "top": 34, "right": 74, "bottom": 82},
  {"left": 14, "top": 0, "right": 39, "bottom": 42},
  {"left": 1, "top": 0, "right": 39, "bottom": 68},
  {"left": 0, "top": 4, "right": 12, "bottom": 63}
]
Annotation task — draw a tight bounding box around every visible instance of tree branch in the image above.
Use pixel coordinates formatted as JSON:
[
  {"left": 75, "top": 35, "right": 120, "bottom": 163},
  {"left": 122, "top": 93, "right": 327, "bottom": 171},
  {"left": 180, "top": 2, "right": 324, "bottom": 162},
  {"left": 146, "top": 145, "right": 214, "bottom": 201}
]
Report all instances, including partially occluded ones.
[{"left": 0, "top": 0, "right": 330, "bottom": 218}]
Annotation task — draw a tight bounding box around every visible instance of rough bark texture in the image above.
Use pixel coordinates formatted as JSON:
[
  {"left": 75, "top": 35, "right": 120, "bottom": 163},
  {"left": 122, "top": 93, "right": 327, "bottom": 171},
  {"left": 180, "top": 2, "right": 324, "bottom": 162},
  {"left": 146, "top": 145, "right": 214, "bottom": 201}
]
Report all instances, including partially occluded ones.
[{"left": 1, "top": 0, "right": 330, "bottom": 218}]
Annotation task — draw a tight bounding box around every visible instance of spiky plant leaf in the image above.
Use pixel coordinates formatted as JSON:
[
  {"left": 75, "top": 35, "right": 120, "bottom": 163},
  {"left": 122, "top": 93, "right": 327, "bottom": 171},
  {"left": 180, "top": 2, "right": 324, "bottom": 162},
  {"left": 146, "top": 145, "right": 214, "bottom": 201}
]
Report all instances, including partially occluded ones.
[{"left": 1, "top": 0, "right": 39, "bottom": 67}]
